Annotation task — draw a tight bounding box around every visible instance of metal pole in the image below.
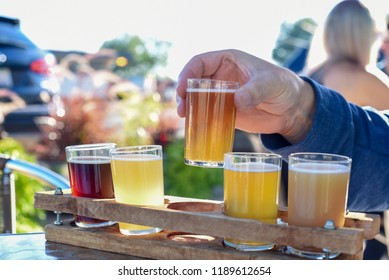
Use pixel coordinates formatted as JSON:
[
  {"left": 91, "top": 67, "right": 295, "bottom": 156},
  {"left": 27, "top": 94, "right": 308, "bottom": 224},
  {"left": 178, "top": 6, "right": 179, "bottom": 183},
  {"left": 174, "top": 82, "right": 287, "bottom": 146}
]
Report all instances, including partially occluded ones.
[
  {"left": 0, "top": 154, "right": 15, "bottom": 233},
  {"left": 0, "top": 154, "right": 70, "bottom": 233},
  {"left": 1, "top": 167, "right": 16, "bottom": 233}
]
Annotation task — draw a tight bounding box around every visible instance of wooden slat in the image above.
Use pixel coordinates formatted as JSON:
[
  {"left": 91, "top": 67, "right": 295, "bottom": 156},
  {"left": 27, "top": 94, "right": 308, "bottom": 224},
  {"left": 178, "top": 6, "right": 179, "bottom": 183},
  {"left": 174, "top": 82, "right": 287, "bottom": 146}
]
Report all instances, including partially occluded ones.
[
  {"left": 34, "top": 190, "right": 380, "bottom": 258},
  {"left": 344, "top": 212, "right": 382, "bottom": 240},
  {"left": 277, "top": 209, "right": 380, "bottom": 240},
  {"left": 45, "top": 220, "right": 360, "bottom": 260}
]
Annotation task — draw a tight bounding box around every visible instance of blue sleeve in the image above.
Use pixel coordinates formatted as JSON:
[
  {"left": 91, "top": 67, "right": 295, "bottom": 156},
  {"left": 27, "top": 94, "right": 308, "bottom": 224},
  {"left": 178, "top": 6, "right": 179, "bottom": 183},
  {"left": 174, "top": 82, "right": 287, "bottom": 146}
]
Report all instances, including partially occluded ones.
[{"left": 261, "top": 77, "right": 389, "bottom": 212}]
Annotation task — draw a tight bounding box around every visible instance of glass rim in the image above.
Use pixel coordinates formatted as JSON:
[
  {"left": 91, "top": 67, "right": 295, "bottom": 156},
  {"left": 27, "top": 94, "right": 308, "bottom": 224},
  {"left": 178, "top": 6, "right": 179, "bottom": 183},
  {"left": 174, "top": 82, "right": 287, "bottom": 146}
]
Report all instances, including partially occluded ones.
[
  {"left": 110, "top": 145, "right": 162, "bottom": 155},
  {"left": 187, "top": 78, "right": 240, "bottom": 88},
  {"left": 225, "top": 152, "right": 282, "bottom": 159},
  {"left": 65, "top": 143, "right": 117, "bottom": 151},
  {"left": 289, "top": 152, "right": 351, "bottom": 163}
]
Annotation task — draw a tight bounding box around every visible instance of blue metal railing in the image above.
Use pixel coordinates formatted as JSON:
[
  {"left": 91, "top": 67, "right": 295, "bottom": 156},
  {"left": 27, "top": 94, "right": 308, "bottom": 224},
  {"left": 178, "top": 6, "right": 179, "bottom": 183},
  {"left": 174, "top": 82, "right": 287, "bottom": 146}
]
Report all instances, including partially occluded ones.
[{"left": 0, "top": 154, "right": 70, "bottom": 233}]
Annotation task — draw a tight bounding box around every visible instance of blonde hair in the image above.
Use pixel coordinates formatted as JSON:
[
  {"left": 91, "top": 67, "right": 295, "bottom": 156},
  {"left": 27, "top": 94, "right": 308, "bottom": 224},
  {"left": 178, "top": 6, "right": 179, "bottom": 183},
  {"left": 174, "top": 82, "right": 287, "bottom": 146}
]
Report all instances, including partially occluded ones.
[{"left": 323, "top": 0, "right": 378, "bottom": 67}]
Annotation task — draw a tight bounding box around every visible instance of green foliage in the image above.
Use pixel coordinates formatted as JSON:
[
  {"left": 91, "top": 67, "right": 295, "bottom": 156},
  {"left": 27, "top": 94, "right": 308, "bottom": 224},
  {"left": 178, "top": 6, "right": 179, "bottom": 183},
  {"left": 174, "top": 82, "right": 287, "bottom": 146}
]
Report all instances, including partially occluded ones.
[
  {"left": 116, "top": 91, "right": 163, "bottom": 146},
  {"left": 0, "top": 138, "right": 48, "bottom": 233},
  {"left": 101, "top": 34, "right": 171, "bottom": 77},
  {"left": 163, "top": 139, "right": 223, "bottom": 199},
  {"left": 272, "top": 18, "right": 317, "bottom": 65}
]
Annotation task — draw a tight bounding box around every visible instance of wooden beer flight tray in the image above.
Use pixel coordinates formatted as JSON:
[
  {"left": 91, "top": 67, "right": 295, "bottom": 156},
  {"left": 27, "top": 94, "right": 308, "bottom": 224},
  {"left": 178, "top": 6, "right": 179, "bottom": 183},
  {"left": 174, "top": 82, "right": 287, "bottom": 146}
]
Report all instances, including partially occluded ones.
[{"left": 34, "top": 189, "right": 381, "bottom": 260}]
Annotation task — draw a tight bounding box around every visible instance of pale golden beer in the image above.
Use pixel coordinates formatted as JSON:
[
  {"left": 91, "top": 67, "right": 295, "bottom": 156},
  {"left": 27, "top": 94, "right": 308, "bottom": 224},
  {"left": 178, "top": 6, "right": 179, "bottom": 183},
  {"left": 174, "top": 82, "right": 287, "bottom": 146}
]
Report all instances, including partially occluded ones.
[
  {"left": 288, "top": 163, "right": 350, "bottom": 227},
  {"left": 110, "top": 145, "right": 164, "bottom": 235},
  {"left": 287, "top": 152, "right": 351, "bottom": 259},
  {"left": 223, "top": 153, "right": 282, "bottom": 251},
  {"left": 185, "top": 79, "right": 239, "bottom": 168}
]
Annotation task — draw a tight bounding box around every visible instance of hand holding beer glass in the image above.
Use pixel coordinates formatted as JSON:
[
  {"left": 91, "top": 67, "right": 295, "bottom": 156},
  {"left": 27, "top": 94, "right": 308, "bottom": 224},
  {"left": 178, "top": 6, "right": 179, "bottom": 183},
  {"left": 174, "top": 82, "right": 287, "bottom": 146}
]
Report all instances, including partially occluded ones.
[
  {"left": 110, "top": 145, "right": 164, "bottom": 235},
  {"left": 65, "top": 143, "right": 117, "bottom": 228},
  {"left": 184, "top": 78, "right": 239, "bottom": 168},
  {"left": 286, "top": 152, "right": 351, "bottom": 259},
  {"left": 223, "top": 152, "right": 282, "bottom": 251}
]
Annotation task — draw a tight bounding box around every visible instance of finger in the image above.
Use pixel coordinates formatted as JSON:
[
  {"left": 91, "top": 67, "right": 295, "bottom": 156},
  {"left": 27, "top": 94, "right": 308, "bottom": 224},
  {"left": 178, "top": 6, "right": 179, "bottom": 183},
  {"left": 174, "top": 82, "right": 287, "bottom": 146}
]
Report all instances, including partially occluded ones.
[
  {"left": 176, "top": 95, "right": 186, "bottom": 118},
  {"left": 176, "top": 51, "right": 227, "bottom": 118},
  {"left": 234, "top": 78, "right": 266, "bottom": 111},
  {"left": 177, "top": 51, "right": 230, "bottom": 98},
  {"left": 234, "top": 64, "right": 289, "bottom": 111}
]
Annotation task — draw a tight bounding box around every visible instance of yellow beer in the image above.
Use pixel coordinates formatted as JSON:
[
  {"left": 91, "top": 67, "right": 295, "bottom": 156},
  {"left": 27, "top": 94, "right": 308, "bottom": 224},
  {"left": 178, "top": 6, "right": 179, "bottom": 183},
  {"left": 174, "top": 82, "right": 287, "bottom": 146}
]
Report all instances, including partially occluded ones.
[
  {"left": 110, "top": 146, "right": 164, "bottom": 235},
  {"left": 223, "top": 153, "right": 282, "bottom": 251}
]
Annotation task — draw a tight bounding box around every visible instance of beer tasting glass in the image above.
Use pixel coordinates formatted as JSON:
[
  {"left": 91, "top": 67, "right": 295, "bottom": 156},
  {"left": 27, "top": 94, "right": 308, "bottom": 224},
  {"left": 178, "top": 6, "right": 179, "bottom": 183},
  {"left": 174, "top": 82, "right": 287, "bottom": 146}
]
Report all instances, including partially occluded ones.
[
  {"left": 65, "top": 143, "right": 117, "bottom": 228},
  {"left": 184, "top": 78, "right": 239, "bottom": 168},
  {"left": 223, "top": 152, "right": 282, "bottom": 251},
  {"left": 286, "top": 152, "right": 351, "bottom": 259},
  {"left": 110, "top": 145, "right": 164, "bottom": 235}
]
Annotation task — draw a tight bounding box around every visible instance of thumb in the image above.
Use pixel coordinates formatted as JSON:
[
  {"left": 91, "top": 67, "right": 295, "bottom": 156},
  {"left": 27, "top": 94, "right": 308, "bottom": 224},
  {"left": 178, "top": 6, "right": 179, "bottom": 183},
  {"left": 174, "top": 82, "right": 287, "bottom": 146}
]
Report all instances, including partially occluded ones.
[{"left": 234, "top": 79, "right": 265, "bottom": 111}]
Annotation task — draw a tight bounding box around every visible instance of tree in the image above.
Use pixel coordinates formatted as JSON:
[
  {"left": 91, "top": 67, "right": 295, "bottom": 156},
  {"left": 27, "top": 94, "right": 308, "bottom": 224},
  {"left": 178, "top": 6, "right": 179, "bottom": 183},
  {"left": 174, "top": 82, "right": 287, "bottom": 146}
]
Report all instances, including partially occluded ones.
[{"left": 100, "top": 34, "right": 171, "bottom": 78}]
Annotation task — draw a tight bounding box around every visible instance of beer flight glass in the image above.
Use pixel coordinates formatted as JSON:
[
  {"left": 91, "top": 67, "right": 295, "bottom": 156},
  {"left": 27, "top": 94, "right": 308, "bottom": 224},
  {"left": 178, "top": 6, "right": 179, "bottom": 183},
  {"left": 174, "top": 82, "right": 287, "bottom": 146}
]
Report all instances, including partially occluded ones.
[
  {"left": 65, "top": 143, "right": 117, "bottom": 228},
  {"left": 110, "top": 145, "right": 164, "bottom": 235},
  {"left": 184, "top": 78, "right": 239, "bottom": 168},
  {"left": 286, "top": 152, "right": 351, "bottom": 259},
  {"left": 223, "top": 152, "right": 282, "bottom": 251}
]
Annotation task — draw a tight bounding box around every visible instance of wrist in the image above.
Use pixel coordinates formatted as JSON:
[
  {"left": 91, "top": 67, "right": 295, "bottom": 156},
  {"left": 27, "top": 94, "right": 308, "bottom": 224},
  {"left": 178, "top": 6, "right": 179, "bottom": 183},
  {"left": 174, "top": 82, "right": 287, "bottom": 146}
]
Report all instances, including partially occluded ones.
[{"left": 282, "top": 79, "right": 316, "bottom": 144}]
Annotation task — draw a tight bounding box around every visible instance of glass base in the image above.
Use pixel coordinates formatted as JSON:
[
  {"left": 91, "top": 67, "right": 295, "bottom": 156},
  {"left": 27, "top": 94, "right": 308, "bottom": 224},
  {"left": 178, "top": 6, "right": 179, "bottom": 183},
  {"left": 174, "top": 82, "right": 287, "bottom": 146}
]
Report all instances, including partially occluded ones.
[
  {"left": 286, "top": 246, "right": 340, "bottom": 259},
  {"left": 184, "top": 159, "right": 224, "bottom": 168},
  {"left": 224, "top": 239, "right": 275, "bottom": 251},
  {"left": 118, "top": 222, "right": 162, "bottom": 235},
  {"left": 75, "top": 220, "right": 117, "bottom": 228}
]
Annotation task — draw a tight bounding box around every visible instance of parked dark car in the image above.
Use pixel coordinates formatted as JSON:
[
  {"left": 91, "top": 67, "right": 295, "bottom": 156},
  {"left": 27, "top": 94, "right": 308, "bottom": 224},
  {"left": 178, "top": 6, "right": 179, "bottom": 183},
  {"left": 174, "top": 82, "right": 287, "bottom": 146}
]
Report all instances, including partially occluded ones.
[
  {"left": 0, "top": 15, "right": 59, "bottom": 104},
  {"left": 0, "top": 15, "right": 60, "bottom": 135}
]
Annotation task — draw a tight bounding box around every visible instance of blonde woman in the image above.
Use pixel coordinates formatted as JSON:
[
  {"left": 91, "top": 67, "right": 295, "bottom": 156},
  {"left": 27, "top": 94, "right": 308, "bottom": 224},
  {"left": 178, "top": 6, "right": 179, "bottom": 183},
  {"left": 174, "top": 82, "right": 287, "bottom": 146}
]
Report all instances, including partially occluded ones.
[{"left": 305, "top": 0, "right": 389, "bottom": 110}]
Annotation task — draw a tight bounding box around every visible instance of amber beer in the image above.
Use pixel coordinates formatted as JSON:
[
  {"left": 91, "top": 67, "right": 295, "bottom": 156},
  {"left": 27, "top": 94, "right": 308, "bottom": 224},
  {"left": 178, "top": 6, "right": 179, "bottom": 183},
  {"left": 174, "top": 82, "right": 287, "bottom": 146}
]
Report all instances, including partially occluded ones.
[
  {"left": 223, "top": 153, "right": 282, "bottom": 251},
  {"left": 185, "top": 79, "right": 239, "bottom": 168},
  {"left": 65, "top": 143, "right": 117, "bottom": 228},
  {"left": 110, "top": 145, "right": 164, "bottom": 235},
  {"left": 288, "top": 162, "right": 350, "bottom": 227}
]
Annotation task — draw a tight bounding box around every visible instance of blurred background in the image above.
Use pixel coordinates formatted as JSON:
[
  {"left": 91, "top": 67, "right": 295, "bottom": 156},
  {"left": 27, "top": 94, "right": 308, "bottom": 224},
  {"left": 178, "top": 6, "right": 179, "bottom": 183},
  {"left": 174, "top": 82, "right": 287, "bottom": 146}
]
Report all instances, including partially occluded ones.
[{"left": 0, "top": 0, "right": 388, "bottom": 259}]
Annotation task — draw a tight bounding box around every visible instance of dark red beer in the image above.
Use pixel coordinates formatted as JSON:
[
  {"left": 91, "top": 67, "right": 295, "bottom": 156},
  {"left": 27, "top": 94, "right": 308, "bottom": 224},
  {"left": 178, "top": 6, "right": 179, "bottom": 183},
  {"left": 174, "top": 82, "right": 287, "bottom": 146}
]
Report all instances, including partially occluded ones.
[{"left": 67, "top": 156, "right": 115, "bottom": 226}]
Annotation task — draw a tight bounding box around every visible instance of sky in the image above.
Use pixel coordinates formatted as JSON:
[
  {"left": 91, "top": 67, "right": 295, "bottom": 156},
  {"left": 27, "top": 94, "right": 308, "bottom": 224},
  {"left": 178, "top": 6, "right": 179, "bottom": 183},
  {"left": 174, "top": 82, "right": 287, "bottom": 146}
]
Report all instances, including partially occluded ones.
[{"left": 1, "top": 0, "right": 386, "bottom": 79}]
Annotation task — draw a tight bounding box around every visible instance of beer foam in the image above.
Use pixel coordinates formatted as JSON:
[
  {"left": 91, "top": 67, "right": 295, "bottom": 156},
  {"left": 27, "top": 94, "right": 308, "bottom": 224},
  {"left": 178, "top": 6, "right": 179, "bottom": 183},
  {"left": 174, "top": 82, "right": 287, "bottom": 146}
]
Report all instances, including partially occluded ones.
[
  {"left": 290, "top": 162, "right": 350, "bottom": 174},
  {"left": 112, "top": 154, "right": 160, "bottom": 161},
  {"left": 225, "top": 162, "right": 280, "bottom": 172},
  {"left": 68, "top": 156, "right": 110, "bottom": 164},
  {"left": 186, "top": 88, "right": 236, "bottom": 93}
]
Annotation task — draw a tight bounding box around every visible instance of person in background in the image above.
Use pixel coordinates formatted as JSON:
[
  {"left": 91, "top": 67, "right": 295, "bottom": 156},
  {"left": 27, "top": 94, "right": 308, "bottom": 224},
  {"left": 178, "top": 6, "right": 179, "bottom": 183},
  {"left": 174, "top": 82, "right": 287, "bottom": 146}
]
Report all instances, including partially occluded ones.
[
  {"left": 302, "top": 2, "right": 389, "bottom": 259},
  {"left": 176, "top": 49, "right": 389, "bottom": 213},
  {"left": 378, "top": 15, "right": 389, "bottom": 76},
  {"left": 304, "top": 0, "right": 389, "bottom": 110}
]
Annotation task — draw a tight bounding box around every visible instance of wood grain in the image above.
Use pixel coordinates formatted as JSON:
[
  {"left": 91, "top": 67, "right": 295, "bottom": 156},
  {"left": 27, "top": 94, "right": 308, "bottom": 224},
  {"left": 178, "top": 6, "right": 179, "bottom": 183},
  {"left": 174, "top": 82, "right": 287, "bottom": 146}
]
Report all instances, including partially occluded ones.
[
  {"left": 35, "top": 190, "right": 380, "bottom": 259},
  {"left": 45, "top": 220, "right": 361, "bottom": 260}
]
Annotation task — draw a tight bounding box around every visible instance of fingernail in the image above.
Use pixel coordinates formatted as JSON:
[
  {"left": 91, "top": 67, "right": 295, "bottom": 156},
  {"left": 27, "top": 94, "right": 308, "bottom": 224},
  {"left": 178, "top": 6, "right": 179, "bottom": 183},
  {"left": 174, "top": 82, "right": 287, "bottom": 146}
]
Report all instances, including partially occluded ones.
[
  {"left": 235, "top": 91, "right": 246, "bottom": 110},
  {"left": 176, "top": 95, "right": 181, "bottom": 106}
]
